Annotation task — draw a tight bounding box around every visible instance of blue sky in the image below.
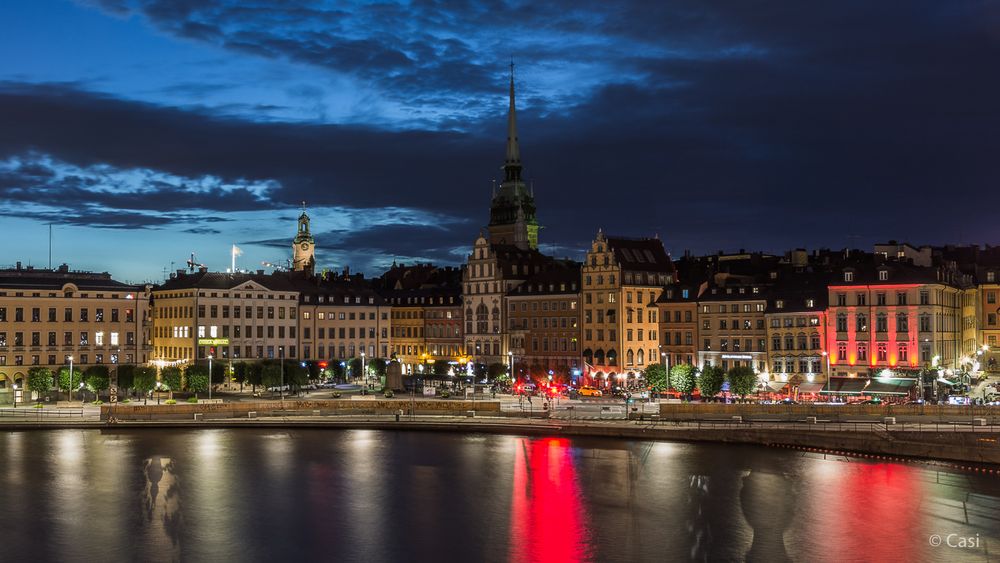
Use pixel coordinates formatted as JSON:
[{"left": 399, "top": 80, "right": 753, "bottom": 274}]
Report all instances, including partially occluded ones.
[{"left": 1, "top": 0, "right": 998, "bottom": 282}]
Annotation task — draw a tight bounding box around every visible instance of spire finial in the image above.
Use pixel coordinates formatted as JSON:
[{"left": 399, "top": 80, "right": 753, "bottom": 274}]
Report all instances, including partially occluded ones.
[{"left": 504, "top": 59, "right": 521, "bottom": 176}]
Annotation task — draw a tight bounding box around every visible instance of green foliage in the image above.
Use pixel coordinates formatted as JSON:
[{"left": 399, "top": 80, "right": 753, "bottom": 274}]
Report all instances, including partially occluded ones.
[
  {"left": 473, "top": 363, "right": 488, "bottom": 379},
  {"left": 116, "top": 364, "right": 137, "bottom": 390},
  {"left": 91, "top": 400, "right": 103, "bottom": 405},
  {"left": 233, "top": 362, "right": 249, "bottom": 385},
  {"left": 57, "top": 365, "right": 78, "bottom": 392},
  {"left": 348, "top": 357, "right": 363, "bottom": 378},
  {"left": 33, "top": 403, "right": 44, "bottom": 409},
  {"left": 727, "top": 366, "right": 758, "bottom": 398},
  {"left": 161, "top": 366, "right": 182, "bottom": 392},
  {"left": 261, "top": 361, "right": 283, "bottom": 389},
  {"left": 165, "top": 399, "right": 177, "bottom": 405},
  {"left": 432, "top": 360, "right": 451, "bottom": 376},
  {"left": 282, "top": 360, "right": 309, "bottom": 387},
  {"left": 329, "top": 361, "right": 346, "bottom": 380},
  {"left": 698, "top": 365, "right": 726, "bottom": 399},
  {"left": 644, "top": 363, "right": 668, "bottom": 392},
  {"left": 133, "top": 367, "right": 157, "bottom": 394},
  {"left": 27, "top": 367, "right": 54, "bottom": 398},
  {"left": 670, "top": 364, "right": 698, "bottom": 396},
  {"left": 488, "top": 362, "right": 508, "bottom": 381},
  {"left": 384, "top": 389, "right": 394, "bottom": 398},
  {"left": 245, "top": 362, "right": 264, "bottom": 388},
  {"left": 185, "top": 364, "right": 209, "bottom": 394},
  {"left": 209, "top": 361, "right": 227, "bottom": 385},
  {"left": 186, "top": 397, "right": 199, "bottom": 403},
  {"left": 439, "top": 390, "right": 451, "bottom": 398},
  {"left": 367, "top": 358, "right": 388, "bottom": 378},
  {"left": 84, "top": 365, "right": 110, "bottom": 393}
]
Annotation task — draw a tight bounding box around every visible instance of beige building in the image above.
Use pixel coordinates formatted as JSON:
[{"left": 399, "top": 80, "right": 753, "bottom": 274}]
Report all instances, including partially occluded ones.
[
  {"left": 298, "top": 275, "right": 391, "bottom": 364},
  {"left": 152, "top": 270, "right": 300, "bottom": 364},
  {"left": 0, "top": 263, "right": 151, "bottom": 400},
  {"left": 696, "top": 278, "right": 769, "bottom": 374},
  {"left": 977, "top": 267, "right": 1000, "bottom": 371},
  {"left": 580, "top": 231, "right": 674, "bottom": 387},
  {"left": 764, "top": 279, "right": 828, "bottom": 389}
]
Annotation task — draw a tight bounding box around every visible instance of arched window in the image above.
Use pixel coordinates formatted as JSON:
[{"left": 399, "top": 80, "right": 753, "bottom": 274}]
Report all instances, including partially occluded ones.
[
  {"left": 583, "top": 348, "right": 593, "bottom": 364},
  {"left": 637, "top": 349, "right": 644, "bottom": 365},
  {"left": 607, "top": 349, "right": 618, "bottom": 366},
  {"left": 594, "top": 349, "right": 605, "bottom": 365},
  {"left": 626, "top": 349, "right": 635, "bottom": 366}
]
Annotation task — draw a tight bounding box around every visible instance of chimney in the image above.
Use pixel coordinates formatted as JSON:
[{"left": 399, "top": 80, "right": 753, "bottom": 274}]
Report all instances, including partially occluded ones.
[
  {"left": 257, "top": 269, "right": 265, "bottom": 275},
  {"left": 176, "top": 269, "right": 185, "bottom": 277},
  {"left": 16, "top": 261, "right": 21, "bottom": 270},
  {"left": 58, "top": 263, "right": 70, "bottom": 273}
]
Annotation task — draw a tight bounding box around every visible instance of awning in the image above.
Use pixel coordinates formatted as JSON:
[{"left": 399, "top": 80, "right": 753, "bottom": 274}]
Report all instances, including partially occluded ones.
[
  {"left": 797, "top": 382, "right": 824, "bottom": 393},
  {"left": 766, "top": 381, "right": 788, "bottom": 392},
  {"left": 867, "top": 378, "right": 917, "bottom": 395},
  {"left": 936, "top": 378, "right": 957, "bottom": 387},
  {"left": 823, "top": 377, "right": 870, "bottom": 394}
]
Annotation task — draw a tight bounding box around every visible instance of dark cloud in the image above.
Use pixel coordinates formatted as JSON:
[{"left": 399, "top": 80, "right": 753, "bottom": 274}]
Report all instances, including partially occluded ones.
[{"left": 8, "top": 0, "right": 1000, "bottom": 268}]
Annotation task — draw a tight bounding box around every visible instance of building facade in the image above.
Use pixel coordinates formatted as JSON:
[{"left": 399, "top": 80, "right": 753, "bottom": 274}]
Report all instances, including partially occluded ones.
[
  {"left": 507, "top": 263, "right": 581, "bottom": 382},
  {"left": 826, "top": 263, "right": 963, "bottom": 377},
  {"left": 581, "top": 232, "right": 674, "bottom": 385},
  {"left": 764, "top": 281, "right": 828, "bottom": 387},
  {"left": 298, "top": 275, "right": 391, "bottom": 363},
  {"left": 0, "top": 263, "right": 151, "bottom": 398},
  {"left": 655, "top": 281, "right": 703, "bottom": 370},
  {"left": 696, "top": 280, "right": 769, "bottom": 373}
]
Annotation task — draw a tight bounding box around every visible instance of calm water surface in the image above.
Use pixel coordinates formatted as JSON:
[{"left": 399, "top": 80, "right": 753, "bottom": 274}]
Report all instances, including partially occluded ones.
[{"left": 0, "top": 429, "right": 997, "bottom": 563}]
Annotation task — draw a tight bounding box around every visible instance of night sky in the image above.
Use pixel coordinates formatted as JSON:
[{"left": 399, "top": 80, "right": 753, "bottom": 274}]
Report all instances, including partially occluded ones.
[{"left": 1, "top": 1, "right": 998, "bottom": 282}]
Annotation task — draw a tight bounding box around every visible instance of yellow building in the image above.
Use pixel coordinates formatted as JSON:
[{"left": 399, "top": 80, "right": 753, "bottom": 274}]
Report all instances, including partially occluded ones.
[
  {"left": 763, "top": 278, "right": 828, "bottom": 392},
  {"left": 580, "top": 231, "right": 674, "bottom": 388},
  {"left": 0, "top": 263, "right": 151, "bottom": 402}
]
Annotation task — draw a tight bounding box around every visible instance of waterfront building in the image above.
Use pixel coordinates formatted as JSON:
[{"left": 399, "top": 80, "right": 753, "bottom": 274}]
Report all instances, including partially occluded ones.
[
  {"left": 298, "top": 272, "right": 391, "bottom": 363},
  {"left": 825, "top": 261, "right": 964, "bottom": 377},
  {"left": 0, "top": 262, "right": 151, "bottom": 398},
  {"left": 151, "top": 269, "right": 300, "bottom": 364},
  {"left": 507, "top": 261, "right": 582, "bottom": 382},
  {"left": 978, "top": 267, "right": 1000, "bottom": 371},
  {"left": 580, "top": 231, "right": 675, "bottom": 387},
  {"left": 695, "top": 276, "right": 769, "bottom": 374},
  {"left": 655, "top": 280, "right": 704, "bottom": 371},
  {"left": 763, "top": 274, "right": 829, "bottom": 392}
]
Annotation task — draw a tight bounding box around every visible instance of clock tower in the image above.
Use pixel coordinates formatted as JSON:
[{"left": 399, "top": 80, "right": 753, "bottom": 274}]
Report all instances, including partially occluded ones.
[{"left": 292, "top": 205, "right": 316, "bottom": 275}]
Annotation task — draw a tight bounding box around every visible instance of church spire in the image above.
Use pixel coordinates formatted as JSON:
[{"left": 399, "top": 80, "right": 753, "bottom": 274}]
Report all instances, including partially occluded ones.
[{"left": 503, "top": 60, "right": 521, "bottom": 183}]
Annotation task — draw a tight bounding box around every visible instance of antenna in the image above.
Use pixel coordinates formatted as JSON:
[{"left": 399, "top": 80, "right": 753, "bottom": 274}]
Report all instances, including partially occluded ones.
[{"left": 48, "top": 224, "right": 52, "bottom": 269}]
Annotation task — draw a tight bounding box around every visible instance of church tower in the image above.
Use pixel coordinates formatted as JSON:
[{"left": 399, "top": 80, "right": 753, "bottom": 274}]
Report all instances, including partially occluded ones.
[
  {"left": 487, "top": 64, "right": 539, "bottom": 250},
  {"left": 292, "top": 204, "right": 316, "bottom": 275}
]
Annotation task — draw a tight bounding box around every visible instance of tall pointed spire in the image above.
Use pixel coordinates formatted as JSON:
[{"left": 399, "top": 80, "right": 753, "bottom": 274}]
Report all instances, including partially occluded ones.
[{"left": 504, "top": 59, "right": 521, "bottom": 183}]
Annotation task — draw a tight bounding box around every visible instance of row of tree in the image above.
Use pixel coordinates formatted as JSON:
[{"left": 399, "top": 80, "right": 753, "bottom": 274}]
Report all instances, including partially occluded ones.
[{"left": 643, "top": 363, "right": 760, "bottom": 400}]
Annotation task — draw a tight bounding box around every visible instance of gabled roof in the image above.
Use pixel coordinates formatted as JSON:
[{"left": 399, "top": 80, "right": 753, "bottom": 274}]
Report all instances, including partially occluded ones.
[
  {"left": 606, "top": 237, "right": 675, "bottom": 274},
  {"left": 508, "top": 261, "right": 581, "bottom": 296},
  {"left": 0, "top": 265, "right": 143, "bottom": 292}
]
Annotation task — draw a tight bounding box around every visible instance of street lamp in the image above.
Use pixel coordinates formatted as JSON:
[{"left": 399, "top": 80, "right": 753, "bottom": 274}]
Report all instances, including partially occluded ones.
[
  {"left": 12, "top": 383, "right": 18, "bottom": 408},
  {"left": 208, "top": 354, "right": 213, "bottom": 400},
  {"left": 279, "top": 346, "right": 285, "bottom": 402},
  {"left": 361, "top": 352, "right": 367, "bottom": 389},
  {"left": 68, "top": 355, "right": 74, "bottom": 403},
  {"left": 156, "top": 381, "right": 162, "bottom": 405},
  {"left": 508, "top": 351, "right": 514, "bottom": 384}
]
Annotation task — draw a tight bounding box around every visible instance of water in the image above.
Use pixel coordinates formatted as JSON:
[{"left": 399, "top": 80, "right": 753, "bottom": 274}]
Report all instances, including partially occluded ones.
[{"left": 0, "top": 429, "right": 997, "bottom": 563}]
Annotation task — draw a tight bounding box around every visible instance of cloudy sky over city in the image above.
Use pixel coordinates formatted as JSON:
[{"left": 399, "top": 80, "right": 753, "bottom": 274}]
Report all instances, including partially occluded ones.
[{"left": 1, "top": 1, "right": 998, "bottom": 282}]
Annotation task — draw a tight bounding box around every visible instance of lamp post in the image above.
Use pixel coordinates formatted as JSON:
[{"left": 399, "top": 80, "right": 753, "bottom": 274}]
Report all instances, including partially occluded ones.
[
  {"left": 68, "top": 355, "right": 74, "bottom": 404},
  {"left": 361, "top": 352, "right": 367, "bottom": 389},
  {"left": 156, "top": 381, "right": 162, "bottom": 405},
  {"left": 208, "top": 355, "right": 213, "bottom": 400},
  {"left": 508, "top": 351, "right": 514, "bottom": 385},
  {"left": 12, "top": 383, "right": 18, "bottom": 408},
  {"left": 279, "top": 346, "right": 285, "bottom": 403}
]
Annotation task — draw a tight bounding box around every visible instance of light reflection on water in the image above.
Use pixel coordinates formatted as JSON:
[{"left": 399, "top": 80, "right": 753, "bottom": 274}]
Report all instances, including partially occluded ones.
[{"left": 0, "top": 429, "right": 996, "bottom": 563}]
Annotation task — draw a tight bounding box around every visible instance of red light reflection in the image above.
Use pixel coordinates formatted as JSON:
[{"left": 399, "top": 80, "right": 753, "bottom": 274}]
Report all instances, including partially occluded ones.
[{"left": 508, "top": 438, "right": 589, "bottom": 562}]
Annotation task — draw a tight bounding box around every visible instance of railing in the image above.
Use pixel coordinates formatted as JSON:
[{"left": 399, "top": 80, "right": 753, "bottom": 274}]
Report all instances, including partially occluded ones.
[
  {"left": 632, "top": 418, "right": 1000, "bottom": 433},
  {"left": 0, "top": 408, "right": 85, "bottom": 418}
]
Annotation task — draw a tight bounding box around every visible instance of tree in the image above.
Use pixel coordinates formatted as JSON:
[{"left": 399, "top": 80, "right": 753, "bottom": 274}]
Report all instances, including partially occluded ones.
[
  {"left": 232, "top": 362, "right": 248, "bottom": 388},
  {"left": 348, "top": 357, "right": 363, "bottom": 379},
  {"left": 161, "top": 366, "right": 182, "bottom": 393},
  {"left": 282, "top": 360, "right": 308, "bottom": 388},
  {"left": 329, "top": 361, "right": 346, "bottom": 382},
  {"left": 133, "top": 367, "right": 157, "bottom": 402},
  {"left": 644, "top": 363, "right": 668, "bottom": 393},
  {"left": 84, "top": 365, "right": 110, "bottom": 398},
  {"left": 432, "top": 360, "right": 451, "bottom": 376},
  {"left": 27, "top": 367, "right": 53, "bottom": 403},
  {"left": 116, "top": 364, "right": 137, "bottom": 392},
  {"left": 57, "top": 365, "right": 78, "bottom": 395},
  {"left": 261, "top": 361, "right": 283, "bottom": 390},
  {"left": 698, "top": 365, "right": 725, "bottom": 401},
  {"left": 185, "top": 364, "right": 209, "bottom": 395},
  {"left": 728, "top": 365, "right": 758, "bottom": 400},
  {"left": 670, "top": 364, "right": 698, "bottom": 398},
  {"left": 210, "top": 361, "right": 227, "bottom": 386},
  {"left": 487, "top": 362, "right": 508, "bottom": 382},
  {"left": 245, "top": 362, "right": 264, "bottom": 390}
]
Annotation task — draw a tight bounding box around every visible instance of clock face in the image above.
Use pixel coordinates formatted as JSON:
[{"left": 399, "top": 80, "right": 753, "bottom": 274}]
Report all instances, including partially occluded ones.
[{"left": 300, "top": 242, "right": 309, "bottom": 250}]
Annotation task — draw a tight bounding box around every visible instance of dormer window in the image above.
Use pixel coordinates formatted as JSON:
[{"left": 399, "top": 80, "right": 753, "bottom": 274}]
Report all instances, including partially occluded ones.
[
  {"left": 806, "top": 298, "right": 815, "bottom": 308},
  {"left": 844, "top": 271, "right": 854, "bottom": 282},
  {"left": 878, "top": 270, "right": 888, "bottom": 281},
  {"left": 776, "top": 300, "right": 784, "bottom": 309},
  {"left": 989, "top": 271, "right": 996, "bottom": 283}
]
